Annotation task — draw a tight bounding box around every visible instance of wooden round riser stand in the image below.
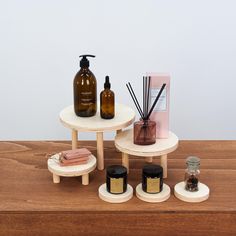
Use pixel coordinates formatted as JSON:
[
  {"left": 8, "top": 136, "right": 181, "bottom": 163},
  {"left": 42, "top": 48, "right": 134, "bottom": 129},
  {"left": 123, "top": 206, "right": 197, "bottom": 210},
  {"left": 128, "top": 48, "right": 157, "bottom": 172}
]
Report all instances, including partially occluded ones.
[
  {"left": 47, "top": 154, "right": 96, "bottom": 185},
  {"left": 98, "top": 183, "right": 133, "bottom": 203},
  {"left": 60, "top": 103, "right": 135, "bottom": 171},
  {"left": 115, "top": 129, "right": 179, "bottom": 177},
  {"left": 136, "top": 183, "right": 171, "bottom": 203},
  {"left": 174, "top": 181, "right": 210, "bottom": 203}
]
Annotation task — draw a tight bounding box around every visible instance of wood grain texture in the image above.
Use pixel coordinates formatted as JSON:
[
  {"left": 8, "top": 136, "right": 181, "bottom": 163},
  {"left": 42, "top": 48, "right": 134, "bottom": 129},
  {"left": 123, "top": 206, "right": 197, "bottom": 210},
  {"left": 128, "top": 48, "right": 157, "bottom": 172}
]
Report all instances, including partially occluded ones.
[{"left": 0, "top": 140, "right": 236, "bottom": 236}]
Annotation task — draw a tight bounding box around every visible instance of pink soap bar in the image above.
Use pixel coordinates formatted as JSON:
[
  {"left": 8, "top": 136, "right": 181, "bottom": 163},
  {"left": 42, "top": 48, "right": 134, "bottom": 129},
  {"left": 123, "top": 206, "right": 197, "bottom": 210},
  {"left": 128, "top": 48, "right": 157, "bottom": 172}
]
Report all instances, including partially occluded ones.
[
  {"left": 64, "top": 153, "right": 90, "bottom": 160},
  {"left": 59, "top": 160, "right": 88, "bottom": 167},
  {"left": 147, "top": 73, "right": 170, "bottom": 139},
  {"left": 61, "top": 148, "right": 91, "bottom": 160},
  {"left": 60, "top": 156, "right": 89, "bottom": 164}
]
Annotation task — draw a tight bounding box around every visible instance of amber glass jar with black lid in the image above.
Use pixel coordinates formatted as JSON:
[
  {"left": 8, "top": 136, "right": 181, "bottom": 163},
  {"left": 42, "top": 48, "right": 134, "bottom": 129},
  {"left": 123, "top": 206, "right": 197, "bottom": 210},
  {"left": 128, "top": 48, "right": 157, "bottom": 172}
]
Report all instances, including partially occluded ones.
[
  {"left": 106, "top": 165, "right": 127, "bottom": 194},
  {"left": 142, "top": 164, "right": 163, "bottom": 194}
]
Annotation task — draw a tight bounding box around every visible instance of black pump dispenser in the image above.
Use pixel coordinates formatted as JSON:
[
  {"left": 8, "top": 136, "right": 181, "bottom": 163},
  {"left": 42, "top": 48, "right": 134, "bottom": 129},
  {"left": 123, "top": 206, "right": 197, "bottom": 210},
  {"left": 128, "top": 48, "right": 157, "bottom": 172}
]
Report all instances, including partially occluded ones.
[
  {"left": 79, "top": 54, "right": 95, "bottom": 67},
  {"left": 104, "top": 76, "right": 111, "bottom": 89}
]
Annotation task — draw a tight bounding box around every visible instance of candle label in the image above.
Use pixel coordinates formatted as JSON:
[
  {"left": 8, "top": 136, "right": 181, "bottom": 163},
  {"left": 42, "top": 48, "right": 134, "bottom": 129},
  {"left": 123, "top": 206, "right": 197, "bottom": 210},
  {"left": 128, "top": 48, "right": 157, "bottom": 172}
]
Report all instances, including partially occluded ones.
[
  {"left": 110, "top": 178, "right": 123, "bottom": 193},
  {"left": 150, "top": 87, "right": 167, "bottom": 112},
  {"left": 147, "top": 177, "right": 160, "bottom": 193}
]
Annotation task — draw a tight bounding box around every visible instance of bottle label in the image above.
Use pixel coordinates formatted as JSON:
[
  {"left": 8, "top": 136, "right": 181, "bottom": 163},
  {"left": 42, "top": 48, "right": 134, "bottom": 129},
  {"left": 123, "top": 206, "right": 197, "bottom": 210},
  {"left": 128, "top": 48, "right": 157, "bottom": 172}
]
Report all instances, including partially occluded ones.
[
  {"left": 80, "top": 91, "right": 93, "bottom": 106},
  {"left": 147, "top": 177, "right": 160, "bottom": 193},
  {"left": 150, "top": 87, "right": 167, "bottom": 112},
  {"left": 110, "top": 177, "right": 123, "bottom": 193}
]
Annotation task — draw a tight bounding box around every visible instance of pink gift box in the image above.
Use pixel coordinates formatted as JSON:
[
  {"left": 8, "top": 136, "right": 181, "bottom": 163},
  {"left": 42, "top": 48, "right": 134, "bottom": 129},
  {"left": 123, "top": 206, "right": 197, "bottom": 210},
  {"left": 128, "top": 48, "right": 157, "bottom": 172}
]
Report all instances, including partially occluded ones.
[{"left": 147, "top": 73, "right": 170, "bottom": 139}]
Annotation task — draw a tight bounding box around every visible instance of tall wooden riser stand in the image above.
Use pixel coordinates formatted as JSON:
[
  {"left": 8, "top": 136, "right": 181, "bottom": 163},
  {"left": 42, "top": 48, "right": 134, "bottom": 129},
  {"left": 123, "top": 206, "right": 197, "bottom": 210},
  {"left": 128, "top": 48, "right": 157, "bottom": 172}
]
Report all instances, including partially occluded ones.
[{"left": 60, "top": 104, "right": 135, "bottom": 170}]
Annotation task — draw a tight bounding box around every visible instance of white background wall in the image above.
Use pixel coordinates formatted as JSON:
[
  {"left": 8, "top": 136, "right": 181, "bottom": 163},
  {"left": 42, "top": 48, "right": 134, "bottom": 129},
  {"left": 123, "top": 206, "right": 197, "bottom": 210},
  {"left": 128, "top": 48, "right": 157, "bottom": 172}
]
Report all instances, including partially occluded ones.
[{"left": 0, "top": 0, "right": 236, "bottom": 140}]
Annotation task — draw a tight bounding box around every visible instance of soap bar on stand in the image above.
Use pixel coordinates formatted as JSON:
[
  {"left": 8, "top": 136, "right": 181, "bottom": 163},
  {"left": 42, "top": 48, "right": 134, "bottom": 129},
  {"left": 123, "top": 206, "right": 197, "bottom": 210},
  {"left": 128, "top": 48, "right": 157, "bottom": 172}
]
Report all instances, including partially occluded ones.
[{"left": 59, "top": 148, "right": 91, "bottom": 166}]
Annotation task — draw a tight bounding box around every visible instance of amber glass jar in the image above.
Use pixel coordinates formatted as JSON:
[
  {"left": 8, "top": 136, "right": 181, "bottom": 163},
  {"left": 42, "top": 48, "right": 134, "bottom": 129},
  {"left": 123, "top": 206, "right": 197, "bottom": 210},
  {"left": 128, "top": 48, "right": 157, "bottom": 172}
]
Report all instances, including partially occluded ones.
[
  {"left": 142, "top": 164, "right": 163, "bottom": 194},
  {"left": 106, "top": 165, "right": 127, "bottom": 194},
  {"left": 133, "top": 119, "right": 156, "bottom": 145},
  {"left": 73, "top": 55, "right": 97, "bottom": 117}
]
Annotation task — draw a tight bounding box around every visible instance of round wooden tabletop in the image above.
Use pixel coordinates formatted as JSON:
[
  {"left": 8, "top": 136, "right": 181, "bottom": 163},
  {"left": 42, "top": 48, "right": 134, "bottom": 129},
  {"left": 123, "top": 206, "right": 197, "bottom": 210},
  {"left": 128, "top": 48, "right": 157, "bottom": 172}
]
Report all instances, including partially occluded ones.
[
  {"left": 59, "top": 103, "right": 135, "bottom": 132},
  {"left": 115, "top": 129, "right": 179, "bottom": 157}
]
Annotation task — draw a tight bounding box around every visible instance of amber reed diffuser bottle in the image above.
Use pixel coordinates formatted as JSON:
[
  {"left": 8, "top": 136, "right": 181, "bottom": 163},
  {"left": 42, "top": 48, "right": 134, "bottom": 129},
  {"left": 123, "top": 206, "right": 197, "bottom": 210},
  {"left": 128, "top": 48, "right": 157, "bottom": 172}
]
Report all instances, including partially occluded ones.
[{"left": 126, "top": 77, "right": 166, "bottom": 145}]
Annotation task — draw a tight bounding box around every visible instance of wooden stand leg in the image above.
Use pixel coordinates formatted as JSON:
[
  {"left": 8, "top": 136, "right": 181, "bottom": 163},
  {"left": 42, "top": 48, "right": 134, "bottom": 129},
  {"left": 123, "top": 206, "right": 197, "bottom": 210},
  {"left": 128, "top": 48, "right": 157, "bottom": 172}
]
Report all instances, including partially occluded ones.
[
  {"left": 53, "top": 174, "right": 60, "bottom": 183},
  {"left": 96, "top": 132, "right": 104, "bottom": 170},
  {"left": 116, "top": 129, "right": 122, "bottom": 152},
  {"left": 82, "top": 173, "right": 89, "bottom": 185},
  {"left": 145, "top": 157, "right": 153, "bottom": 163},
  {"left": 72, "top": 129, "right": 78, "bottom": 150},
  {"left": 122, "top": 153, "right": 129, "bottom": 173},
  {"left": 161, "top": 154, "right": 168, "bottom": 178}
]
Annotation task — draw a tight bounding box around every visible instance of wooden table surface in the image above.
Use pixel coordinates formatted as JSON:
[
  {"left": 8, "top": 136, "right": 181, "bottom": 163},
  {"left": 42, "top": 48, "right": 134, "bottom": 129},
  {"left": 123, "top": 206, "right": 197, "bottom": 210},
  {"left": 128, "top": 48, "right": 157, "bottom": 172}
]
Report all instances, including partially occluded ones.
[{"left": 0, "top": 141, "right": 236, "bottom": 236}]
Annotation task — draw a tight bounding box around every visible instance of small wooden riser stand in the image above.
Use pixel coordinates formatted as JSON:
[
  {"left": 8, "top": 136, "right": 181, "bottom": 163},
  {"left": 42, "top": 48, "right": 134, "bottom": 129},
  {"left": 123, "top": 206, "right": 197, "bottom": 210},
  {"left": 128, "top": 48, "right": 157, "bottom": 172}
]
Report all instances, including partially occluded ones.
[
  {"left": 136, "top": 183, "right": 171, "bottom": 203},
  {"left": 115, "top": 130, "right": 179, "bottom": 178},
  {"left": 48, "top": 154, "right": 96, "bottom": 185},
  {"left": 98, "top": 184, "right": 133, "bottom": 203},
  {"left": 174, "top": 181, "right": 210, "bottom": 203}
]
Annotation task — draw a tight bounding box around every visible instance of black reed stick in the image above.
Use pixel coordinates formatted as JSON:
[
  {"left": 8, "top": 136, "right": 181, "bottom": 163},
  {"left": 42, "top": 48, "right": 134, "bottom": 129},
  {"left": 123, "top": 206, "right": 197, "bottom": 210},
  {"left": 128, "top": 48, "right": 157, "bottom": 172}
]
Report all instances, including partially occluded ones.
[
  {"left": 126, "top": 83, "right": 144, "bottom": 119},
  {"left": 143, "top": 76, "right": 145, "bottom": 118},
  {"left": 144, "top": 77, "right": 146, "bottom": 118},
  {"left": 146, "top": 83, "right": 166, "bottom": 120},
  {"left": 146, "top": 76, "right": 151, "bottom": 119},
  {"left": 126, "top": 84, "right": 143, "bottom": 118},
  {"left": 128, "top": 82, "right": 144, "bottom": 118}
]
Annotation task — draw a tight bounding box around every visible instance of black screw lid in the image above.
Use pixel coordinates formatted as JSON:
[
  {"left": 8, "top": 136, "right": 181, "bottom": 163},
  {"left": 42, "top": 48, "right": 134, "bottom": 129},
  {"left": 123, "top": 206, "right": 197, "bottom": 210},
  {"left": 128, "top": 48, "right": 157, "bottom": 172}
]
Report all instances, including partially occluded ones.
[
  {"left": 142, "top": 164, "right": 163, "bottom": 178},
  {"left": 79, "top": 54, "right": 95, "bottom": 68},
  {"left": 107, "top": 165, "right": 127, "bottom": 178}
]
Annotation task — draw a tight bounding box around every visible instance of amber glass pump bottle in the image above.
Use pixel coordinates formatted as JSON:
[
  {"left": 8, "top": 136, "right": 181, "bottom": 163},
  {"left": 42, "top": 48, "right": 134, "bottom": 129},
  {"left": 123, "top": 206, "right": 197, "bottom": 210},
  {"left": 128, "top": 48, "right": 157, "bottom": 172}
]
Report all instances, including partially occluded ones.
[
  {"left": 100, "top": 76, "right": 115, "bottom": 119},
  {"left": 73, "top": 55, "right": 97, "bottom": 117}
]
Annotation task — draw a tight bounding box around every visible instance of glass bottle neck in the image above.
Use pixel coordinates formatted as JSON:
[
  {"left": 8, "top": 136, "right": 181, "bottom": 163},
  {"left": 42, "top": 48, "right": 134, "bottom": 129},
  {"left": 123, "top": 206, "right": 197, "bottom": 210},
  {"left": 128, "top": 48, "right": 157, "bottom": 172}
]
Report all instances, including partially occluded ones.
[
  {"left": 186, "top": 167, "right": 199, "bottom": 173},
  {"left": 81, "top": 67, "right": 89, "bottom": 71}
]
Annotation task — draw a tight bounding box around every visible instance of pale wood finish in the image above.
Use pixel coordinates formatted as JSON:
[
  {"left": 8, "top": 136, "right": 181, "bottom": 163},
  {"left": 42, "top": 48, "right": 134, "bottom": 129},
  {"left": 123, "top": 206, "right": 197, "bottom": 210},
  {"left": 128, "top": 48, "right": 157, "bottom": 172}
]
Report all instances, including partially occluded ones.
[
  {"left": 115, "top": 130, "right": 179, "bottom": 156},
  {"left": 122, "top": 152, "right": 129, "bottom": 173},
  {"left": 136, "top": 183, "right": 171, "bottom": 203},
  {"left": 71, "top": 129, "right": 78, "bottom": 149},
  {"left": 53, "top": 173, "right": 60, "bottom": 183},
  {"left": 115, "top": 130, "right": 178, "bottom": 177},
  {"left": 96, "top": 132, "right": 104, "bottom": 170},
  {"left": 0, "top": 140, "right": 236, "bottom": 236},
  {"left": 60, "top": 103, "right": 135, "bottom": 132},
  {"left": 60, "top": 104, "right": 135, "bottom": 170},
  {"left": 145, "top": 156, "right": 153, "bottom": 163},
  {"left": 47, "top": 154, "right": 96, "bottom": 185},
  {"left": 82, "top": 173, "right": 89, "bottom": 185},
  {"left": 174, "top": 181, "right": 210, "bottom": 203},
  {"left": 98, "top": 184, "right": 133, "bottom": 203},
  {"left": 161, "top": 154, "right": 168, "bottom": 178}
]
